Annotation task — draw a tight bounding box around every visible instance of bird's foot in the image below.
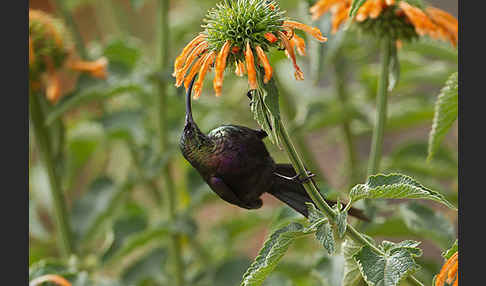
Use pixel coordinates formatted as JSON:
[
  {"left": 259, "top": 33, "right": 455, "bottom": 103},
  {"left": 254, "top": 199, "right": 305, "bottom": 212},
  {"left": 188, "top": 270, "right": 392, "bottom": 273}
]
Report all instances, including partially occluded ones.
[{"left": 274, "top": 171, "right": 316, "bottom": 184}]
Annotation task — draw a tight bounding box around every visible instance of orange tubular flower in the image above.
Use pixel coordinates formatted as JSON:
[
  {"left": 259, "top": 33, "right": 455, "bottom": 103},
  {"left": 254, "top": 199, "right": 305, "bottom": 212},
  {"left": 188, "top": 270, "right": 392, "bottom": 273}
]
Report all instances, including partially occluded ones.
[
  {"left": 245, "top": 42, "right": 258, "bottom": 90},
  {"left": 255, "top": 45, "right": 272, "bottom": 83},
  {"left": 435, "top": 252, "right": 458, "bottom": 286},
  {"left": 194, "top": 52, "right": 216, "bottom": 99},
  {"left": 310, "top": 0, "right": 457, "bottom": 47},
  {"left": 213, "top": 40, "right": 232, "bottom": 97},
  {"left": 172, "top": 0, "right": 327, "bottom": 98},
  {"left": 68, "top": 57, "right": 108, "bottom": 79},
  {"left": 29, "top": 274, "right": 72, "bottom": 286}
]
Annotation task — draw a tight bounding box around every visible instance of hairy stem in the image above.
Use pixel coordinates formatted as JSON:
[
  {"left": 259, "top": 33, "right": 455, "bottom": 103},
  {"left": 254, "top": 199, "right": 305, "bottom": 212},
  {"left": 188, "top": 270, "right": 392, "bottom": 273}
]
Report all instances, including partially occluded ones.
[
  {"left": 52, "top": 0, "right": 87, "bottom": 59},
  {"left": 367, "top": 38, "right": 392, "bottom": 176},
  {"left": 259, "top": 74, "right": 423, "bottom": 286},
  {"left": 30, "top": 89, "right": 73, "bottom": 257},
  {"left": 156, "top": 1, "right": 184, "bottom": 285}
]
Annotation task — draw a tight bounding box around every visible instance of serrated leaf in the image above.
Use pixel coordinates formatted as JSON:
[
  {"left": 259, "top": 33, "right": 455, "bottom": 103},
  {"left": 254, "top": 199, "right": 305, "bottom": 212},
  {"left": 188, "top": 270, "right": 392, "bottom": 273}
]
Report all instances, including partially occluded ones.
[
  {"left": 442, "top": 239, "right": 458, "bottom": 260},
  {"left": 349, "top": 0, "right": 367, "bottom": 18},
  {"left": 335, "top": 205, "right": 348, "bottom": 238},
  {"left": 316, "top": 221, "right": 335, "bottom": 255},
  {"left": 388, "top": 44, "right": 399, "bottom": 92},
  {"left": 241, "top": 222, "right": 310, "bottom": 286},
  {"left": 349, "top": 173, "right": 456, "bottom": 209},
  {"left": 353, "top": 241, "right": 421, "bottom": 286},
  {"left": 343, "top": 239, "right": 366, "bottom": 286},
  {"left": 427, "top": 72, "right": 458, "bottom": 161},
  {"left": 306, "top": 202, "right": 325, "bottom": 225}
]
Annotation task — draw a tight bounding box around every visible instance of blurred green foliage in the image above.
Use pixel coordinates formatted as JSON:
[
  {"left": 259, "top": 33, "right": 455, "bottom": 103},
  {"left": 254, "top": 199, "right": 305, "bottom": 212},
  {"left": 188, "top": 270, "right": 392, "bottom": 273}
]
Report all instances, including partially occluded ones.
[{"left": 29, "top": 0, "right": 457, "bottom": 285}]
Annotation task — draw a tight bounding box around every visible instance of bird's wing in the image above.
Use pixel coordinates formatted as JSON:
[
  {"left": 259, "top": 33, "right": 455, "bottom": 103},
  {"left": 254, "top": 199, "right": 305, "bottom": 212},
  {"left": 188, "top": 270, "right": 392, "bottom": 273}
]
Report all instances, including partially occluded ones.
[{"left": 208, "top": 176, "right": 255, "bottom": 209}]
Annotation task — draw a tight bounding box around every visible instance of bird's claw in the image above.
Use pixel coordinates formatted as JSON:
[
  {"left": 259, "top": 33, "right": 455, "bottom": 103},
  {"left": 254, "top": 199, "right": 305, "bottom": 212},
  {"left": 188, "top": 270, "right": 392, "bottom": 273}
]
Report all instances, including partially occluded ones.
[{"left": 274, "top": 171, "right": 316, "bottom": 184}]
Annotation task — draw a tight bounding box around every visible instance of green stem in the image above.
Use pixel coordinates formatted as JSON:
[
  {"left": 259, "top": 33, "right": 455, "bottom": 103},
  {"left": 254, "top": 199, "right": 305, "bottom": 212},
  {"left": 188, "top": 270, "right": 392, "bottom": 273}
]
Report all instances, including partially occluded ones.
[
  {"left": 156, "top": 1, "right": 184, "bottom": 285},
  {"left": 30, "top": 89, "right": 73, "bottom": 257},
  {"left": 334, "top": 61, "right": 359, "bottom": 186},
  {"left": 367, "top": 38, "right": 392, "bottom": 176},
  {"left": 260, "top": 75, "right": 423, "bottom": 286},
  {"left": 52, "top": 0, "right": 87, "bottom": 59}
]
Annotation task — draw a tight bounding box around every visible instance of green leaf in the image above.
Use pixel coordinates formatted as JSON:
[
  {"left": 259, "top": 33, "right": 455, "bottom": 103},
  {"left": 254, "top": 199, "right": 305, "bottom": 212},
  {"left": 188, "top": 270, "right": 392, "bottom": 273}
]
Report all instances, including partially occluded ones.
[
  {"left": 240, "top": 222, "right": 310, "bottom": 286},
  {"left": 349, "top": 0, "right": 367, "bottom": 18},
  {"left": 427, "top": 72, "right": 458, "bottom": 161},
  {"left": 353, "top": 240, "right": 422, "bottom": 286},
  {"left": 336, "top": 209, "right": 348, "bottom": 238},
  {"left": 349, "top": 173, "right": 456, "bottom": 209},
  {"left": 343, "top": 239, "right": 366, "bottom": 286},
  {"left": 442, "top": 239, "right": 458, "bottom": 260},
  {"left": 316, "top": 221, "right": 335, "bottom": 255}
]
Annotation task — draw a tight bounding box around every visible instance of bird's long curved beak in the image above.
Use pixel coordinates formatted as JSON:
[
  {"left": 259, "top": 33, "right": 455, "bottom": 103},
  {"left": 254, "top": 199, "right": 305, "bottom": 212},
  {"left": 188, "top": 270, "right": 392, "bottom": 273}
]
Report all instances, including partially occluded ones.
[{"left": 185, "top": 76, "right": 197, "bottom": 125}]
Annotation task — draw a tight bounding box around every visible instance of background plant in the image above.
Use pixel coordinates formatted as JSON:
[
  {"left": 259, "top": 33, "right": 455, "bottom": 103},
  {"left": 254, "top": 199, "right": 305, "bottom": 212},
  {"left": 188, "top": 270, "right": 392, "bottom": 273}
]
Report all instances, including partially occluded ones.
[{"left": 29, "top": 0, "right": 458, "bottom": 286}]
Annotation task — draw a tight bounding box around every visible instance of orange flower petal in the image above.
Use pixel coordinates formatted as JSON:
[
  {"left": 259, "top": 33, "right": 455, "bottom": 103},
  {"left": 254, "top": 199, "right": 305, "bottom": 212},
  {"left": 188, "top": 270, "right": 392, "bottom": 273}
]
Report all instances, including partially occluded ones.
[
  {"left": 399, "top": 2, "right": 438, "bottom": 37},
  {"left": 291, "top": 34, "right": 306, "bottom": 56},
  {"left": 213, "top": 40, "right": 231, "bottom": 97},
  {"left": 255, "top": 45, "right": 273, "bottom": 83},
  {"left": 184, "top": 55, "right": 205, "bottom": 90},
  {"left": 385, "top": 0, "right": 395, "bottom": 5},
  {"left": 173, "top": 33, "right": 206, "bottom": 76},
  {"left": 332, "top": 3, "right": 350, "bottom": 34},
  {"left": 310, "top": 0, "right": 342, "bottom": 21},
  {"left": 278, "top": 31, "right": 304, "bottom": 80},
  {"left": 68, "top": 57, "right": 108, "bottom": 79},
  {"left": 426, "top": 7, "right": 458, "bottom": 47},
  {"left": 193, "top": 52, "right": 215, "bottom": 99},
  {"left": 176, "top": 41, "right": 208, "bottom": 86},
  {"left": 264, "top": 32, "right": 278, "bottom": 43},
  {"left": 46, "top": 69, "right": 61, "bottom": 103},
  {"left": 235, "top": 60, "right": 246, "bottom": 77},
  {"left": 30, "top": 274, "right": 72, "bottom": 286},
  {"left": 283, "top": 20, "right": 328, "bottom": 42},
  {"left": 435, "top": 252, "right": 458, "bottom": 286},
  {"left": 245, "top": 42, "right": 258, "bottom": 90}
]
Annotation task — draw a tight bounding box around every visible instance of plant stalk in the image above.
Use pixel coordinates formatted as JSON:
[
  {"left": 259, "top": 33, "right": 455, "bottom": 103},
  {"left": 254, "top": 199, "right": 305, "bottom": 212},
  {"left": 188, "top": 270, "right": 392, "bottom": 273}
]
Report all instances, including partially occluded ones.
[
  {"left": 367, "top": 38, "right": 392, "bottom": 176},
  {"left": 52, "top": 0, "right": 87, "bottom": 59},
  {"left": 260, "top": 75, "right": 423, "bottom": 286},
  {"left": 156, "top": 1, "right": 184, "bottom": 285},
  {"left": 334, "top": 60, "right": 359, "bottom": 186},
  {"left": 29, "top": 89, "right": 74, "bottom": 257}
]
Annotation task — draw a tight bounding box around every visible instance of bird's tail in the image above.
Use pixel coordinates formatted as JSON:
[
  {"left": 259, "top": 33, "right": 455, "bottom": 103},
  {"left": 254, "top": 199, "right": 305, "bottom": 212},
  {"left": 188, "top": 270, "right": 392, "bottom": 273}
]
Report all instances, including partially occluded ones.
[{"left": 268, "top": 164, "right": 369, "bottom": 221}]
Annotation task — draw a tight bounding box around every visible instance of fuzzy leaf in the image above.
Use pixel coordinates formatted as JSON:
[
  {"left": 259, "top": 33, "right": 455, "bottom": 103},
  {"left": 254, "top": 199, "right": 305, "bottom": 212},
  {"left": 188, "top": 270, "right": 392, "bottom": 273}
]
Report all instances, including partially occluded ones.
[
  {"left": 349, "top": 0, "right": 367, "bottom": 18},
  {"left": 349, "top": 173, "right": 456, "bottom": 209},
  {"left": 442, "top": 239, "right": 458, "bottom": 260},
  {"left": 316, "top": 221, "right": 335, "bottom": 255},
  {"left": 427, "top": 72, "right": 458, "bottom": 161},
  {"left": 240, "top": 222, "right": 310, "bottom": 286},
  {"left": 336, "top": 209, "right": 348, "bottom": 238},
  {"left": 353, "top": 240, "right": 422, "bottom": 286},
  {"left": 343, "top": 239, "right": 366, "bottom": 286}
]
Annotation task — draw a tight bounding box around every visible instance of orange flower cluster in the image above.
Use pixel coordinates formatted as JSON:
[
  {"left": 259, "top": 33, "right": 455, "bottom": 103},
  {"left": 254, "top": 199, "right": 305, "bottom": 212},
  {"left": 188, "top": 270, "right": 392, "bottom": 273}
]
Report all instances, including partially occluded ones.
[
  {"left": 29, "top": 9, "right": 108, "bottom": 103},
  {"left": 310, "top": 0, "right": 457, "bottom": 46},
  {"left": 173, "top": 21, "right": 327, "bottom": 98},
  {"left": 435, "top": 252, "right": 458, "bottom": 286}
]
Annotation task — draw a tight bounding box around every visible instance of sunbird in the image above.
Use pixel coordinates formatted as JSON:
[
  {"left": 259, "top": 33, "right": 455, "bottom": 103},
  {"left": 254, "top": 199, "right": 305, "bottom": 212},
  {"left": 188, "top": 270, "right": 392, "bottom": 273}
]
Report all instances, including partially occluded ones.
[{"left": 180, "top": 78, "right": 368, "bottom": 220}]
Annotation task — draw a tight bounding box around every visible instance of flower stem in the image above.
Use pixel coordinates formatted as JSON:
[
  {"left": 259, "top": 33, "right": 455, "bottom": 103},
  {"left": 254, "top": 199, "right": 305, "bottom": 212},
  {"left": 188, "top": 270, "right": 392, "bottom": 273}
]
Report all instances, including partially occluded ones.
[
  {"left": 261, "top": 75, "right": 423, "bottom": 286},
  {"left": 334, "top": 60, "right": 359, "bottom": 186},
  {"left": 52, "top": 0, "right": 87, "bottom": 59},
  {"left": 29, "top": 88, "right": 73, "bottom": 257},
  {"left": 156, "top": 1, "right": 184, "bottom": 285},
  {"left": 367, "top": 38, "right": 392, "bottom": 176}
]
